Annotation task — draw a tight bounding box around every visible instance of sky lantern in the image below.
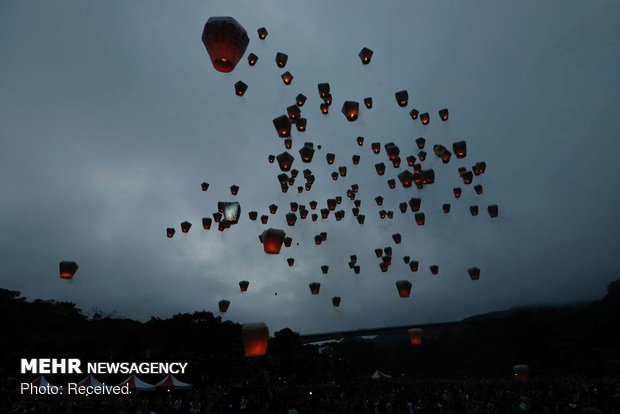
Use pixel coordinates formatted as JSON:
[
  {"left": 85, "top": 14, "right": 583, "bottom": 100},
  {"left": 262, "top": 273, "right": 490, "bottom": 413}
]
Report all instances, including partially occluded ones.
[
  {"left": 230, "top": 185, "right": 239, "bottom": 195},
  {"left": 326, "top": 153, "right": 335, "bottom": 165},
  {"left": 352, "top": 155, "right": 360, "bottom": 165},
  {"left": 261, "top": 228, "right": 285, "bottom": 254},
  {"left": 273, "top": 115, "right": 292, "bottom": 137},
  {"left": 317, "top": 83, "right": 330, "bottom": 99},
  {"left": 453, "top": 140, "right": 467, "bottom": 158},
  {"left": 356, "top": 136, "right": 365, "bottom": 146},
  {"left": 470, "top": 205, "right": 479, "bottom": 216},
  {"left": 418, "top": 151, "right": 427, "bottom": 162},
  {"left": 277, "top": 173, "right": 289, "bottom": 186},
  {"left": 218, "top": 300, "right": 230, "bottom": 313},
  {"left": 242, "top": 322, "right": 269, "bottom": 357},
  {"left": 395, "top": 90, "right": 408, "bottom": 107},
  {"left": 296, "top": 93, "right": 307, "bottom": 106},
  {"left": 374, "top": 248, "right": 383, "bottom": 258},
  {"left": 180, "top": 221, "right": 192, "bottom": 233},
  {"left": 202, "top": 17, "right": 249, "bottom": 73},
  {"left": 453, "top": 187, "right": 462, "bottom": 198},
  {"left": 392, "top": 157, "right": 401, "bottom": 168},
  {"left": 396, "top": 280, "right": 412, "bottom": 298},
  {"left": 433, "top": 144, "right": 447, "bottom": 157},
  {"left": 284, "top": 236, "right": 292, "bottom": 247},
  {"left": 458, "top": 167, "right": 467, "bottom": 177},
  {"left": 201, "top": 182, "right": 209, "bottom": 191},
  {"left": 420, "top": 112, "right": 430, "bottom": 125},
  {"left": 359, "top": 47, "right": 373, "bottom": 64},
  {"left": 268, "top": 154, "right": 275, "bottom": 164},
  {"left": 473, "top": 161, "right": 487, "bottom": 175},
  {"left": 59, "top": 261, "right": 79, "bottom": 279},
  {"left": 234, "top": 80, "right": 248, "bottom": 96},
  {"left": 408, "top": 328, "right": 423, "bottom": 345},
  {"left": 398, "top": 171, "right": 414, "bottom": 188},
  {"left": 442, "top": 203, "right": 451, "bottom": 214},
  {"left": 375, "top": 163, "right": 386, "bottom": 176},
  {"left": 327, "top": 198, "right": 337, "bottom": 211},
  {"left": 202, "top": 217, "right": 213, "bottom": 229},
  {"left": 440, "top": 150, "right": 452, "bottom": 164},
  {"left": 223, "top": 202, "right": 241, "bottom": 224},
  {"left": 399, "top": 202, "right": 408, "bottom": 214},
  {"left": 387, "top": 210, "right": 394, "bottom": 219},
  {"left": 415, "top": 138, "right": 426, "bottom": 150},
  {"left": 385, "top": 143, "right": 400, "bottom": 160},
  {"left": 321, "top": 265, "right": 329, "bottom": 274},
  {"left": 354, "top": 199, "right": 361, "bottom": 208},
  {"left": 409, "top": 197, "right": 421, "bottom": 212},
  {"left": 284, "top": 138, "right": 293, "bottom": 149},
  {"left": 488, "top": 204, "right": 499, "bottom": 218},
  {"left": 309, "top": 200, "right": 318, "bottom": 210},
  {"left": 468, "top": 267, "right": 481, "bottom": 281},
  {"left": 379, "top": 209, "right": 387, "bottom": 219},
  {"left": 248, "top": 211, "right": 257, "bottom": 221},
  {"left": 474, "top": 184, "right": 484, "bottom": 194},
  {"left": 287, "top": 105, "right": 301, "bottom": 122},
  {"left": 439, "top": 108, "right": 449, "bottom": 121},
  {"left": 260, "top": 215, "right": 269, "bottom": 224},
  {"left": 276, "top": 151, "right": 294, "bottom": 172},
  {"left": 422, "top": 169, "right": 435, "bottom": 184},
  {"left": 409, "top": 261, "right": 419, "bottom": 272},
  {"left": 339, "top": 166, "right": 347, "bottom": 177},
  {"left": 247, "top": 53, "right": 258, "bottom": 66},
  {"left": 387, "top": 179, "right": 396, "bottom": 189},
  {"left": 371, "top": 142, "right": 381, "bottom": 154},
  {"left": 384, "top": 247, "right": 392, "bottom": 257},
  {"left": 269, "top": 204, "right": 278, "bottom": 214},
  {"left": 299, "top": 208, "right": 308, "bottom": 219},
  {"left": 309, "top": 282, "right": 321, "bottom": 295},
  {"left": 332, "top": 296, "right": 341, "bottom": 307},
  {"left": 287, "top": 258, "right": 295, "bottom": 267},
  {"left": 392, "top": 233, "right": 402, "bottom": 244},
  {"left": 166, "top": 228, "right": 175, "bottom": 238},
  {"left": 323, "top": 93, "right": 332, "bottom": 106},
  {"left": 341, "top": 100, "right": 360, "bottom": 121},
  {"left": 320, "top": 208, "right": 329, "bottom": 219},
  {"left": 239, "top": 280, "right": 249, "bottom": 292},
  {"left": 380, "top": 262, "right": 388, "bottom": 273},
  {"left": 290, "top": 202, "right": 299, "bottom": 212},
  {"left": 314, "top": 234, "right": 323, "bottom": 245},
  {"left": 296, "top": 118, "right": 307, "bottom": 132},
  {"left": 513, "top": 365, "right": 529, "bottom": 382},
  {"left": 364, "top": 97, "right": 372, "bottom": 109},
  {"left": 406, "top": 155, "right": 416, "bottom": 167},
  {"left": 415, "top": 213, "right": 425, "bottom": 225},
  {"left": 375, "top": 196, "right": 384, "bottom": 206},
  {"left": 331, "top": 172, "right": 339, "bottom": 181},
  {"left": 281, "top": 71, "right": 293, "bottom": 85},
  {"left": 403, "top": 256, "right": 411, "bottom": 264},
  {"left": 257, "top": 27, "right": 268, "bottom": 39},
  {"left": 410, "top": 109, "right": 419, "bottom": 120},
  {"left": 430, "top": 265, "right": 439, "bottom": 275},
  {"left": 286, "top": 212, "right": 297, "bottom": 226},
  {"left": 299, "top": 144, "right": 315, "bottom": 163},
  {"left": 213, "top": 212, "right": 222, "bottom": 223},
  {"left": 320, "top": 103, "right": 329, "bottom": 114},
  {"left": 357, "top": 214, "right": 365, "bottom": 224},
  {"left": 275, "top": 52, "right": 288, "bottom": 68},
  {"left": 354, "top": 265, "right": 361, "bottom": 274}
]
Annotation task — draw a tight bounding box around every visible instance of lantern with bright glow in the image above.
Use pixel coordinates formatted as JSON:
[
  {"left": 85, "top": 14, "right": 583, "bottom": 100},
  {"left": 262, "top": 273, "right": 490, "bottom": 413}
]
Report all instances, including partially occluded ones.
[
  {"left": 453, "top": 140, "right": 467, "bottom": 158},
  {"left": 415, "top": 137, "right": 426, "bottom": 149},
  {"left": 320, "top": 103, "right": 329, "bottom": 114},
  {"left": 299, "top": 144, "right": 315, "bottom": 163},
  {"left": 439, "top": 108, "right": 449, "bottom": 121},
  {"left": 273, "top": 115, "right": 292, "bottom": 138},
  {"left": 410, "top": 109, "right": 419, "bottom": 120},
  {"left": 317, "top": 83, "right": 330, "bottom": 99},
  {"left": 415, "top": 213, "right": 425, "bottom": 226},
  {"left": 364, "top": 97, "right": 372, "bottom": 109},
  {"left": 281, "top": 71, "right": 293, "bottom": 85},
  {"left": 396, "top": 280, "right": 412, "bottom": 298},
  {"left": 375, "top": 163, "right": 386, "bottom": 176},
  {"left": 247, "top": 53, "right": 258, "bottom": 66},
  {"left": 341, "top": 101, "right": 359, "bottom": 121},
  {"left": 296, "top": 93, "right": 307, "bottom": 106},
  {"left": 257, "top": 27, "right": 268, "bottom": 39},
  {"left": 371, "top": 142, "right": 381, "bottom": 154},
  {"left": 359, "top": 47, "right": 373, "bottom": 64},
  {"left": 202, "top": 17, "right": 249, "bottom": 73},
  {"left": 276, "top": 151, "right": 294, "bottom": 172},
  {"left": 275, "top": 52, "right": 288, "bottom": 68},
  {"left": 261, "top": 228, "right": 286, "bottom": 254},
  {"left": 59, "top": 261, "right": 79, "bottom": 279},
  {"left": 230, "top": 185, "right": 239, "bottom": 195},
  {"left": 242, "top": 322, "right": 269, "bottom": 357},
  {"left": 420, "top": 112, "right": 430, "bottom": 125},
  {"left": 408, "top": 328, "right": 423, "bottom": 345},
  {"left": 398, "top": 171, "right": 414, "bottom": 188},
  {"left": 453, "top": 187, "right": 462, "bottom": 198}
]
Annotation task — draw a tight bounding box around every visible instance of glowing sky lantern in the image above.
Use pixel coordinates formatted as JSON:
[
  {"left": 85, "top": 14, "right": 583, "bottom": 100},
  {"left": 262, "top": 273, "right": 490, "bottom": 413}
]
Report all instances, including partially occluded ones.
[
  {"left": 242, "top": 322, "right": 269, "bottom": 357},
  {"left": 439, "top": 108, "right": 449, "bottom": 121},
  {"left": 408, "top": 328, "right": 423, "bottom": 345},
  {"left": 364, "top": 97, "right": 372, "bottom": 109},
  {"left": 247, "top": 53, "right": 258, "bottom": 66},
  {"left": 281, "top": 71, "right": 293, "bottom": 85},
  {"left": 239, "top": 280, "right": 249, "bottom": 292},
  {"left": 396, "top": 280, "right": 412, "bottom": 298},
  {"left": 202, "top": 17, "right": 249, "bottom": 73},
  {"left": 309, "top": 282, "right": 321, "bottom": 295},
  {"left": 180, "top": 221, "right": 192, "bottom": 233},
  {"left": 59, "top": 261, "right": 79, "bottom": 279},
  {"left": 166, "top": 228, "right": 175, "bottom": 238},
  {"left": 395, "top": 90, "right": 408, "bottom": 107},
  {"left": 273, "top": 115, "right": 292, "bottom": 138},
  {"left": 275, "top": 52, "right": 288, "bottom": 68},
  {"left": 257, "top": 27, "right": 268, "bottom": 40},
  {"left": 341, "top": 100, "right": 360, "bottom": 121},
  {"left": 261, "top": 228, "right": 286, "bottom": 254},
  {"left": 234, "top": 80, "right": 247, "bottom": 96},
  {"left": 358, "top": 47, "right": 373, "bottom": 64}
]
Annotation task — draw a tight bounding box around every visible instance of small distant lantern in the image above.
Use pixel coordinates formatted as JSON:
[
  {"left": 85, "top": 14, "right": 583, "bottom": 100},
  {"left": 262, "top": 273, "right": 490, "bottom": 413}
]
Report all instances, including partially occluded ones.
[
  {"left": 415, "top": 137, "right": 426, "bottom": 149},
  {"left": 341, "top": 101, "right": 359, "bottom": 121},
  {"left": 488, "top": 204, "right": 499, "bottom": 218},
  {"left": 230, "top": 185, "right": 239, "bottom": 195},
  {"left": 418, "top": 151, "right": 427, "bottom": 161},
  {"left": 352, "top": 155, "right": 360, "bottom": 165},
  {"left": 375, "top": 196, "right": 384, "bottom": 206},
  {"left": 296, "top": 93, "right": 307, "bottom": 107},
  {"left": 309, "top": 200, "right": 318, "bottom": 210},
  {"left": 392, "top": 233, "right": 402, "bottom": 244},
  {"left": 314, "top": 234, "right": 323, "bottom": 245},
  {"left": 415, "top": 213, "right": 425, "bottom": 225},
  {"left": 462, "top": 171, "right": 473, "bottom": 185},
  {"left": 269, "top": 204, "right": 278, "bottom": 214},
  {"left": 474, "top": 184, "right": 483, "bottom": 195},
  {"left": 181, "top": 221, "right": 192, "bottom": 233},
  {"left": 408, "top": 328, "right": 423, "bottom": 345},
  {"left": 358, "top": 47, "right": 373, "bottom": 64},
  {"left": 410, "top": 109, "right": 419, "bottom": 120},
  {"left": 385, "top": 247, "right": 393, "bottom": 257},
  {"left": 299, "top": 209, "right": 308, "bottom": 219},
  {"left": 380, "top": 262, "right": 388, "bottom": 273},
  {"left": 395, "top": 90, "right": 409, "bottom": 107},
  {"left": 384, "top": 143, "right": 400, "bottom": 160},
  {"left": 273, "top": 115, "right": 292, "bottom": 138},
  {"left": 406, "top": 155, "right": 416, "bottom": 167},
  {"left": 327, "top": 199, "right": 337, "bottom": 211},
  {"left": 321, "top": 208, "right": 329, "bottom": 219},
  {"left": 331, "top": 171, "right": 339, "bottom": 180},
  {"left": 323, "top": 93, "right": 332, "bottom": 106},
  {"left": 440, "top": 150, "right": 452, "bottom": 164},
  {"left": 59, "top": 261, "right": 79, "bottom": 279},
  {"left": 248, "top": 211, "right": 257, "bottom": 221},
  {"left": 247, "top": 53, "right": 258, "bottom": 66},
  {"left": 398, "top": 170, "right": 414, "bottom": 188},
  {"left": 296, "top": 118, "right": 307, "bottom": 132},
  {"left": 321, "top": 265, "right": 329, "bottom": 274},
  {"left": 309, "top": 282, "right": 321, "bottom": 295},
  {"left": 339, "top": 166, "right": 347, "bottom": 177},
  {"left": 286, "top": 212, "right": 297, "bottom": 226},
  {"left": 396, "top": 280, "right": 412, "bottom": 298},
  {"left": 276, "top": 151, "right": 294, "bottom": 172},
  {"left": 442, "top": 204, "right": 451, "bottom": 214},
  {"left": 218, "top": 300, "right": 230, "bottom": 313},
  {"left": 320, "top": 103, "right": 329, "bottom": 114},
  {"left": 364, "top": 97, "right": 373, "bottom": 109},
  {"left": 379, "top": 210, "right": 387, "bottom": 219},
  {"left": 421, "top": 169, "right": 435, "bottom": 184},
  {"left": 453, "top": 141, "right": 467, "bottom": 158},
  {"left": 284, "top": 138, "right": 292, "bottom": 149},
  {"left": 453, "top": 187, "right": 462, "bottom": 198},
  {"left": 473, "top": 162, "right": 487, "bottom": 175},
  {"left": 257, "top": 27, "right": 268, "bottom": 40},
  {"left": 409, "top": 261, "right": 419, "bottom": 272},
  {"left": 370, "top": 142, "right": 380, "bottom": 154},
  {"left": 239, "top": 280, "right": 249, "bottom": 292},
  {"left": 357, "top": 214, "right": 365, "bottom": 224},
  {"left": 281, "top": 71, "right": 293, "bottom": 85},
  {"left": 430, "top": 265, "right": 439, "bottom": 275},
  {"left": 399, "top": 202, "right": 408, "bottom": 213},
  {"left": 332, "top": 296, "right": 341, "bottom": 307},
  {"left": 409, "top": 197, "right": 421, "bottom": 212},
  {"left": 392, "top": 157, "right": 401, "bottom": 168},
  {"left": 468, "top": 267, "right": 481, "bottom": 281},
  {"left": 513, "top": 365, "right": 529, "bottom": 382},
  {"left": 268, "top": 154, "right": 275, "bottom": 163},
  {"left": 201, "top": 182, "right": 210, "bottom": 191},
  {"left": 317, "top": 83, "right": 330, "bottom": 99},
  {"left": 166, "top": 228, "right": 175, "bottom": 238},
  {"left": 283, "top": 236, "right": 293, "bottom": 247},
  {"left": 439, "top": 108, "right": 449, "bottom": 121},
  {"left": 374, "top": 248, "right": 383, "bottom": 258},
  {"left": 375, "top": 163, "right": 386, "bottom": 176},
  {"left": 403, "top": 256, "right": 411, "bottom": 264},
  {"left": 275, "top": 52, "right": 288, "bottom": 68},
  {"left": 260, "top": 215, "right": 269, "bottom": 224},
  {"left": 356, "top": 136, "right": 365, "bottom": 146},
  {"left": 261, "top": 228, "right": 286, "bottom": 254},
  {"left": 213, "top": 212, "right": 222, "bottom": 223},
  {"left": 242, "top": 322, "right": 269, "bottom": 357},
  {"left": 420, "top": 112, "right": 430, "bottom": 125},
  {"left": 387, "top": 179, "right": 396, "bottom": 189},
  {"left": 234, "top": 80, "right": 248, "bottom": 96},
  {"left": 287, "top": 105, "right": 301, "bottom": 122},
  {"left": 326, "top": 153, "right": 335, "bottom": 165}
]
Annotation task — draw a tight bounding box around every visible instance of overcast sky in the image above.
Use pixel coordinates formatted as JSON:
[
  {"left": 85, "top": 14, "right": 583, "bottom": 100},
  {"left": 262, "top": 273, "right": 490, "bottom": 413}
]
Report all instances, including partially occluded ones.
[{"left": 1, "top": 1, "right": 619, "bottom": 334}]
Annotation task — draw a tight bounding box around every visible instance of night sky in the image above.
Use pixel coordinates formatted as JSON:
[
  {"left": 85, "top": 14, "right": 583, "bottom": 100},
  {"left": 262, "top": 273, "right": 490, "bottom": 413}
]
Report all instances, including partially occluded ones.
[{"left": 1, "top": 1, "right": 619, "bottom": 334}]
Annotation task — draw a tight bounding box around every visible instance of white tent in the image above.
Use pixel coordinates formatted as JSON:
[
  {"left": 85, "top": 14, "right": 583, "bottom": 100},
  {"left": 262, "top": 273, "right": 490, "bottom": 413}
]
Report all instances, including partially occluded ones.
[
  {"left": 155, "top": 374, "right": 192, "bottom": 391},
  {"left": 116, "top": 375, "right": 156, "bottom": 391},
  {"left": 370, "top": 370, "right": 392, "bottom": 380},
  {"left": 76, "top": 375, "right": 104, "bottom": 388}
]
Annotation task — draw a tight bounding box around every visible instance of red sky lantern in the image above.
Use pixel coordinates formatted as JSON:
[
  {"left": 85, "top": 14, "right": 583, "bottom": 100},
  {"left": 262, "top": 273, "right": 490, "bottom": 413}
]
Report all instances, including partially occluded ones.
[
  {"left": 375, "top": 196, "right": 384, "bottom": 206},
  {"left": 453, "top": 140, "right": 467, "bottom": 158},
  {"left": 166, "top": 228, "right": 175, "bottom": 238},
  {"left": 385, "top": 143, "right": 400, "bottom": 160},
  {"left": 269, "top": 204, "right": 278, "bottom": 214},
  {"left": 473, "top": 161, "right": 487, "bottom": 175},
  {"left": 202, "top": 17, "right": 249, "bottom": 73},
  {"left": 59, "top": 261, "right": 79, "bottom": 279},
  {"left": 398, "top": 170, "right": 414, "bottom": 188},
  {"left": 180, "top": 221, "right": 192, "bottom": 233},
  {"left": 420, "top": 112, "right": 430, "bottom": 125},
  {"left": 462, "top": 171, "right": 473, "bottom": 184},
  {"left": 230, "top": 185, "right": 239, "bottom": 195},
  {"left": 364, "top": 97, "right": 372, "bottom": 109},
  {"left": 453, "top": 187, "right": 462, "bottom": 198},
  {"left": 218, "top": 299, "right": 230, "bottom": 313},
  {"left": 439, "top": 108, "right": 449, "bottom": 121},
  {"left": 356, "top": 136, "right": 365, "bottom": 146},
  {"left": 331, "top": 172, "right": 339, "bottom": 181},
  {"left": 399, "top": 202, "right": 408, "bottom": 213},
  {"left": 247, "top": 53, "right": 258, "bottom": 66},
  {"left": 408, "top": 328, "right": 423, "bottom": 345},
  {"left": 296, "top": 93, "right": 307, "bottom": 106},
  {"left": 234, "top": 80, "right": 248, "bottom": 96},
  {"left": 281, "top": 71, "right": 293, "bottom": 85},
  {"left": 406, "top": 155, "right": 416, "bottom": 167},
  {"left": 418, "top": 151, "right": 427, "bottom": 162},
  {"left": 359, "top": 47, "right": 373, "bottom": 64},
  {"left": 257, "top": 27, "right": 268, "bottom": 39},
  {"left": 299, "top": 144, "right": 315, "bottom": 163},
  {"left": 321, "top": 209, "right": 329, "bottom": 219},
  {"left": 239, "top": 280, "right": 249, "bottom": 292},
  {"left": 213, "top": 212, "right": 222, "bottom": 223},
  {"left": 242, "top": 322, "right": 269, "bottom": 357},
  {"left": 273, "top": 115, "right": 292, "bottom": 138},
  {"left": 320, "top": 103, "right": 329, "bottom": 114},
  {"left": 327, "top": 199, "right": 337, "bottom": 211},
  {"left": 323, "top": 93, "right": 332, "bottom": 106},
  {"left": 422, "top": 169, "right": 435, "bottom": 184},
  {"left": 284, "top": 138, "right": 292, "bottom": 149},
  {"left": 341, "top": 101, "right": 360, "bottom": 121},
  {"left": 415, "top": 213, "right": 425, "bottom": 225},
  {"left": 396, "top": 280, "right": 412, "bottom": 298},
  {"left": 268, "top": 154, "right": 275, "bottom": 164},
  {"left": 309, "top": 282, "right": 321, "bottom": 295},
  {"left": 409, "top": 197, "right": 421, "bottom": 212},
  {"left": 261, "top": 228, "right": 286, "bottom": 254},
  {"left": 474, "top": 184, "right": 484, "bottom": 194},
  {"left": 430, "top": 265, "right": 439, "bottom": 275},
  {"left": 387, "top": 179, "right": 396, "bottom": 189},
  {"left": 201, "top": 182, "right": 209, "bottom": 191},
  {"left": 287, "top": 105, "right": 301, "bottom": 122},
  {"left": 395, "top": 90, "right": 408, "bottom": 107},
  {"left": 339, "top": 166, "right": 347, "bottom": 177},
  {"left": 488, "top": 204, "right": 499, "bottom": 218},
  {"left": 468, "top": 267, "right": 481, "bottom": 281},
  {"left": 326, "top": 153, "right": 336, "bottom": 165},
  {"left": 275, "top": 52, "right": 288, "bottom": 68}
]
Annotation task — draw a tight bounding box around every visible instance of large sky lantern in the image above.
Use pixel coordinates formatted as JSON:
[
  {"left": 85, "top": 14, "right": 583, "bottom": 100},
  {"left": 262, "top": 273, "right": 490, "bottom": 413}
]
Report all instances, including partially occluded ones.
[
  {"left": 59, "top": 261, "right": 79, "bottom": 279},
  {"left": 202, "top": 17, "right": 249, "bottom": 73},
  {"left": 332, "top": 296, "right": 342, "bottom": 307},
  {"left": 239, "top": 280, "right": 249, "bottom": 292},
  {"left": 470, "top": 205, "right": 479, "bottom": 216},
  {"left": 309, "top": 282, "right": 321, "bottom": 295},
  {"left": 247, "top": 52, "right": 258, "bottom": 66},
  {"left": 430, "top": 265, "right": 439, "bottom": 275},
  {"left": 234, "top": 80, "right": 248, "bottom": 96},
  {"left": 410, "top": 109, "right": 419, "bottom": 120},
  {"left": 296, "top": 118, "right": 307, "bottom": 132},
  {"left": 409, "top": 261, "right": 419, "bottom": 272},
  {"left": 468, "top": 267, "right": 481, "bottom": 281},
  {"left": 408, "top": 328, "right": 423, "bottom": 345},
  {"left": 317, "top": 82, "right": 330, "bottom": 99},
  {"left": 513, "top": 365, "right": 530, "bottom": 382},
  {"left": 364, "top": 97, "right": 373, "bottom": 109},
  {"left": 396, "top": 280, "right": 412, "bottom": 298},
  {"left": 286, "top": 212, "right": 297, "bottom": 226},
  {"left": 420, "top": 112, "right": 430, "bottom": 125},
  {"left": 222, "top": 202, "right": 241, "bottom": 224},
  {"left": 439, "top": 108, "right": 449, "bottom": 121},
  {"left": 415, "top": 137, "right": 425, "bottom": 150},
  {"left": 275, "top": 52, "right": 288, "bottom": 68},
  {"left": 488, "top": 204, "right": 499, "bottom": 218},
  {"left": 358, "top": 47, "right": 373, "bottom": 64},
  {"left": 180, "top": 221, "right": 192, "bottom": 233},
  {"left": 276, "top": 151, "right": 294, "bottom": 172},
  {"left": 453, "top": 140, "right": 467, "bottom": 158},
  {"left": 296, "top": 93, "right": 307, "bottom": 107},
  {"left": 242, "top": 322, "right": 269, "bottom": 357},
  {"left": 273, "top": 115, "right": 292, "bottom": 138},
  {"left": 299, "top": 144, "right": 315, "bottom": 163},
  {"left": 261, "top": 228, "right": 286, "bottom": 254},
  {"left": 201, "top": 182, "right": 210, "bottom": 191},
  {"left": 341, "top": 100, "right": 360, "bottom": 121},
  {"left": 398, "top": 170, "right": 414, "bottom": 188},
  {"left": 257, "top": 27, "right": 268, "bottom": 39},
  {"left": 395, "top": 90, "right": 409, "bottom": 107},
  {"left": 281, "top": 71, "right": 293, "bottom": 85},
  {"left": 166, "top": 228, "right": 175, "bottom": 238},
  {"left": 202, "top": 217, "right": 212, "bottom": 229},
  {"left": 218, "top": 299, "right": 230, "bottom": 313},
  {"left": 415, "top": 212, "right": 426, "bottom": 225}
]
